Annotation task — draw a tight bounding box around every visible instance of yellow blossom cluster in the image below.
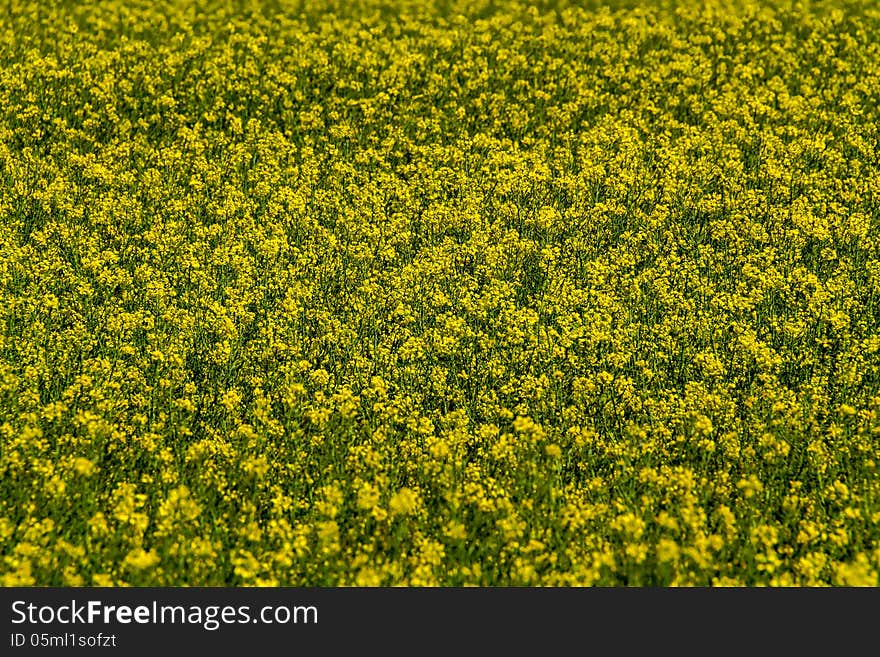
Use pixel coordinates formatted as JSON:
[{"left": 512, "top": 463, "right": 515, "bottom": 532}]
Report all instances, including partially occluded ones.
[{"left": 1, "top": 0, "right": 879, "bottom": 586}]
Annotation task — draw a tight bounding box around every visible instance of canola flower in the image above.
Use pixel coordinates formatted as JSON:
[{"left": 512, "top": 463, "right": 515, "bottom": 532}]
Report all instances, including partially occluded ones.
[{"left": 1, "top": 0, "right": 879, "bottom": 586}]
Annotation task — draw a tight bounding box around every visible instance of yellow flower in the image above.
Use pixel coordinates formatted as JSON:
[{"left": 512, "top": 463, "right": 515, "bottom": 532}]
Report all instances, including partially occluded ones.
[
  {"left": 123, "top": 548, "right": 160, "bottom": 571},
  {"left": 388, "top": 487, "right": 418, "bottom": 517},
  {"left": 73, "top": 457, "right": 95, "bottom": 477}
]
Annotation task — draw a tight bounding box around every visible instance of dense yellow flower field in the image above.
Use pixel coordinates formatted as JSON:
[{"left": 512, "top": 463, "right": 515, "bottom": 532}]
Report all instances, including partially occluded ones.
[{"left": 1, "top": 0, "right": 879, "bottom": 586}]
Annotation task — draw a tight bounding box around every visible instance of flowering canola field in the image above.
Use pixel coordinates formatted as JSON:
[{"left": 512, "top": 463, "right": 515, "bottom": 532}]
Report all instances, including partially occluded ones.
[{"left": 1, "top": 0, "right": 880, "bottom": 586}]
